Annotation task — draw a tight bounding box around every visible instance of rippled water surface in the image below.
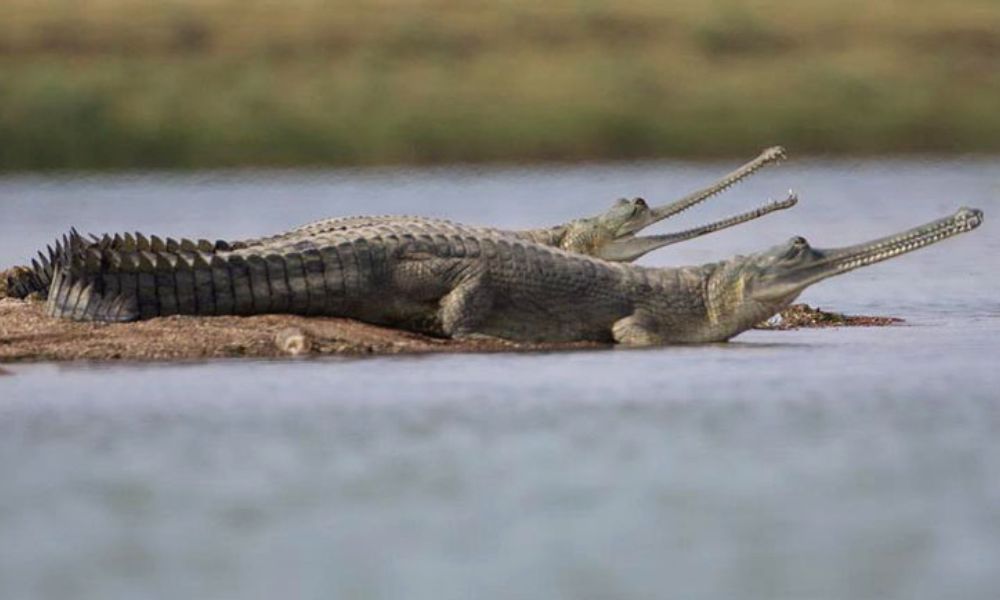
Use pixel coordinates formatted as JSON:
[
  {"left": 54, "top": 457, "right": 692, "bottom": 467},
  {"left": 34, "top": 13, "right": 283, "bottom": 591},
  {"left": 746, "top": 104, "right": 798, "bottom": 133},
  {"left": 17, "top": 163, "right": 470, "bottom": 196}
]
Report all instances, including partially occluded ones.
[{"left": 1, "top": 159, "right": 999, "bottom": 599}]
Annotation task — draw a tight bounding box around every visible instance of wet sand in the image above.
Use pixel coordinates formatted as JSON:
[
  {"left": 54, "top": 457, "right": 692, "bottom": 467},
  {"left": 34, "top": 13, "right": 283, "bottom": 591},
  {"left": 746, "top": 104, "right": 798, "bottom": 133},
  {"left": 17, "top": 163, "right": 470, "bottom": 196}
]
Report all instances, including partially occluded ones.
[
  {"left": 757, "top": 302, "right": 903, "bottom": 329},
  {"left": 0, "top": 297, "right": 602, "bottom": 362},
  {"left": 1, "top": 268, "right": 902, "bottom": 363}
]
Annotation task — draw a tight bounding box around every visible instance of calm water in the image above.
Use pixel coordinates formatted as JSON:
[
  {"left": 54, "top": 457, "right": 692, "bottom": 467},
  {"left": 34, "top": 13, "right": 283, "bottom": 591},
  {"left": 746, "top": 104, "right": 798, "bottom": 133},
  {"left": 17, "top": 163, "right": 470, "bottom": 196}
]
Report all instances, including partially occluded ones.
[{"left": 1, "top": 158, "right": 999, "bottom": 599}]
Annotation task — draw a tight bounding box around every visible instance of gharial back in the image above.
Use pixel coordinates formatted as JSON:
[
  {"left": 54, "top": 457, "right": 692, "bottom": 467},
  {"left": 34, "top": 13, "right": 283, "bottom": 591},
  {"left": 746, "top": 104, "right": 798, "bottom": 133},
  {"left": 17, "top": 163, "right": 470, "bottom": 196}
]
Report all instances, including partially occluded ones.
[
  {"left": 7, "top": 215, "right": 550, "bottom": 302},
  {"left": 281, "top": 221, "right": 638, "bottom": 341}
]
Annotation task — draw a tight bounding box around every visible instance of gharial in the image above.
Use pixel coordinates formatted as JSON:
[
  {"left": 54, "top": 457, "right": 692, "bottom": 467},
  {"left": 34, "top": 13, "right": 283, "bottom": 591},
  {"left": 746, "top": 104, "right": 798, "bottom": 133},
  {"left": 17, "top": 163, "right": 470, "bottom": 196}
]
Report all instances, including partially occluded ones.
[
  {"left": 240, "top": 146, "right": 792, "bottom": 262},
  {"left": 28, "top": 206, "right": 985, "bottom": 345},
  {"left": 7, "top": 146, "right": 792, "bottom": 299}
]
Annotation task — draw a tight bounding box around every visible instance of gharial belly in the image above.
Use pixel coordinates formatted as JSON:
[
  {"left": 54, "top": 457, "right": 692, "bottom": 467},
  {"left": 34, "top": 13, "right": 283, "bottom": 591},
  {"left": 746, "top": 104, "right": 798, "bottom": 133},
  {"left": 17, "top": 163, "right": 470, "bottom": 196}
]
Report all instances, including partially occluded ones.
[
  {"left": 345, "top": 296, "right": 446, "bottom": 337},
  {"left": 475, "top": 311, "right": 616, "bottom": 343}
]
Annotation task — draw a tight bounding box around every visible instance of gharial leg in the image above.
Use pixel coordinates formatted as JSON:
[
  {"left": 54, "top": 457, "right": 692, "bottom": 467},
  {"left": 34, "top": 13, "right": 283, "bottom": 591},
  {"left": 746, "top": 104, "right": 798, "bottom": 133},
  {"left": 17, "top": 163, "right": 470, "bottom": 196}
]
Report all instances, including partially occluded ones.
[
  {"left": 611, "top": 312, "right": 663, "bottom": 347},
  {"left": 438, "top": 273, "right": 497, "bottom": 340}
]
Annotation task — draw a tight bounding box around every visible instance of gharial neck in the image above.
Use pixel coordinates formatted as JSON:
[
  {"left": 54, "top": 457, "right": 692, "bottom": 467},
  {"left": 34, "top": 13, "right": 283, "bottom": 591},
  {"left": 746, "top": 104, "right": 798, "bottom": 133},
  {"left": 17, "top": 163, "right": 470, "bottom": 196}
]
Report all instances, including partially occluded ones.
[
  {"left": 632, "top": 258, "right": 795, "bottom": 343},
  {"left": 700, "top": 258, "right": 798, "bottom": 341},
  {"left": 514, "top": 225, "right": 571, "bottom": 248}
]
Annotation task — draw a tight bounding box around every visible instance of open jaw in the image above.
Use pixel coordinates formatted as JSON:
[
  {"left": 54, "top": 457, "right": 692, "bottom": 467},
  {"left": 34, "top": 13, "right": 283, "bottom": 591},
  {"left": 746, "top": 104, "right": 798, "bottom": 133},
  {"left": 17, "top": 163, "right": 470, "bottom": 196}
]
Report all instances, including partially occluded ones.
[
  {"left": 644, "top": 145, "right": 787, "bottom": 225},
  {"left": 595, "top": 191, "right": 798, "bottom": 262},
  {"left": 753, "top": 207, "right": 984, "bottom": 301}
]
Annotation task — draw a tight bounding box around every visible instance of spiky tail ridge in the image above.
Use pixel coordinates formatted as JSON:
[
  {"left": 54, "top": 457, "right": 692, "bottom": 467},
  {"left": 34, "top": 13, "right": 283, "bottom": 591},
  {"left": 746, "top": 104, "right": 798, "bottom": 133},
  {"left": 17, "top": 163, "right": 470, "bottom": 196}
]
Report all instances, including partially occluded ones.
[{"left": 8, "top": 230, "right": 235, "bottom": 301}]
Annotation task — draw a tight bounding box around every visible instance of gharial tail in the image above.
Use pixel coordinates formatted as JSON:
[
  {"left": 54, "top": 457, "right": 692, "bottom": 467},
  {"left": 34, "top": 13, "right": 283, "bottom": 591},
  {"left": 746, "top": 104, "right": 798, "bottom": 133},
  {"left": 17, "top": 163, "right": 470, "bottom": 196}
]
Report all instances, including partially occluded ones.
[
  {"left": 46, "top": 263, "right": 139, "bottom": 322},
  {"left": 6, "top": 244, "right": 60, "bottom": 299},
  {"left": 41, "top": 228, "right": 338, "bottom": 322},
  {"left": 43, "top": 231, "right": 139, "bottom": 322},
  {"left": 8, "top": 231, "right": 235, "bottom": 301}
]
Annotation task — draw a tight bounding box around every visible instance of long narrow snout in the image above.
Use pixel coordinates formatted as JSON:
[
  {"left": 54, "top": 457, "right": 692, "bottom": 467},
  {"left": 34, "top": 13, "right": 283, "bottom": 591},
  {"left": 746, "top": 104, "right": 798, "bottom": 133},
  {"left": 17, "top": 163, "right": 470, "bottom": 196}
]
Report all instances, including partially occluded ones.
[
  {"left": 763, "top": 207, "right": 983, "bottom": 298},
  {"left": 596, "top": 191, "right": 798, "bottom": 262},
  {"left": 816, "top": 207, "right": 982, "bottom": 273},
  {"left": 645, "top": 146, "right": 787, "bottom": 225}
]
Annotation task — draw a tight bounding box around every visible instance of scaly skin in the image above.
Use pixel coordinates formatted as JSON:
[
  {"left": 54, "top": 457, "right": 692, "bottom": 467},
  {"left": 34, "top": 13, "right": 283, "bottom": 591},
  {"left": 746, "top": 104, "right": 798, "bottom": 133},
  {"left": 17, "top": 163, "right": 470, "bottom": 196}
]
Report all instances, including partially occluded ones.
[
  {"left": 7, "top": 147, "right": 790, "bottom": 299},
  {"left": 42, "top": 208, "right": 982, "bottom": 345}
]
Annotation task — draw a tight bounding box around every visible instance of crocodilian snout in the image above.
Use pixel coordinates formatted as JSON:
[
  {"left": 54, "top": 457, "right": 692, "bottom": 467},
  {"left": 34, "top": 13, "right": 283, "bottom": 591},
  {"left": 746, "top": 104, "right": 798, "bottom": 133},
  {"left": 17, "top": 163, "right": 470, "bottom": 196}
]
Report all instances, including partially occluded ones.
[
  {"left": 753, "top": 206, "right": 984, "bottom": 300},
  {"left": 596, "top": 192, "right": 799, "bottom": 262},
  {"left": 644, "top": 145, "right": 788, "bottom": 225}
]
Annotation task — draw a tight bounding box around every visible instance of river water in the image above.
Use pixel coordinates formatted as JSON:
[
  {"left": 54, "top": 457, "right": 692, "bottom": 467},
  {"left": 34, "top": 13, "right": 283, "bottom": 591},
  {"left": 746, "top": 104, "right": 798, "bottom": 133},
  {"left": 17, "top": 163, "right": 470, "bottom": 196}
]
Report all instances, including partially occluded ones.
[{"left": 1, "top": 158, "right": 998, "bottom": 599}]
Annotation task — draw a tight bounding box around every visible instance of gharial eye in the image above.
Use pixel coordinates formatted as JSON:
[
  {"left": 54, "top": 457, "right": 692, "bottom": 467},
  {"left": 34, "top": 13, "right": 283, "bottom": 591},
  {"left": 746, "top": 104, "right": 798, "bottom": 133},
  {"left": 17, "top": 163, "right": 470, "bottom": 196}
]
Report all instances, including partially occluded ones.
[
  {"left": 633, "top": 197, "right": 648, "bottom": 209},
  {"left": 781, "top": 236, "right": 810, "bottom": 259}
]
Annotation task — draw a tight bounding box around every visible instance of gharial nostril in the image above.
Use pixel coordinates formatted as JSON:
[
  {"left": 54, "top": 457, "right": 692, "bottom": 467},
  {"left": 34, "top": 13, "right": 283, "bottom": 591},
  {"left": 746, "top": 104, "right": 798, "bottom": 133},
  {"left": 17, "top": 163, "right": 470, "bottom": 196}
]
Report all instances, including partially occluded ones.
[
  {"left": 764, "top": 146, "right": 787, "bottom": 160},
  {"left": 957, "top": 207, "right": 984, "bottom": 227}
]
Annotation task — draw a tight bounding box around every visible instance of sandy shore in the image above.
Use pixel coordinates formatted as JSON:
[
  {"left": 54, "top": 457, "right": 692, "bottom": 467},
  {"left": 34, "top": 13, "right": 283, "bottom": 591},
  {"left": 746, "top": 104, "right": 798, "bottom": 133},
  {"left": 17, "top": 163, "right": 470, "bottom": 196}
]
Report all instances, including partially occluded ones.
[
  {"left": 0, "top": 297, "right": 606, "bottom": 362},
  {"left": 757, "top": 303, "right": 903, "bottom": 329},
  {"left": 0, "top": 268, "right": 900, "bottom": 363},
  {"left": 0, "top": 266, "right": 602, "bottom": 361}
]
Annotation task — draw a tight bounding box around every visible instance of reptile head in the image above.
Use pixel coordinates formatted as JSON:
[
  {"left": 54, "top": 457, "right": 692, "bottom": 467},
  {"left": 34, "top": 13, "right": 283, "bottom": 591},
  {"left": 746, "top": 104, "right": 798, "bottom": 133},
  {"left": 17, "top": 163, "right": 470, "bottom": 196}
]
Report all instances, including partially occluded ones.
[
  {"left": 580, "top": 191, "right": 798, "bottom": 262},
  {"left": 599, "top": 196, "right": 660, "bottom": 238},
  {"left": 696, "top": 207, "right": 984, "bottom": 340},
  {"left": 710, "top": 208, "right": 983, "bottom": 320},
  {"left": 556, "top": 197, "right": 656, "bottom": 258},
  {"left": 559, "top": 146, "right": 789, "bottom": 261},
  {"left": 751, "top": 207, "right": 983, "bottom": 302}
]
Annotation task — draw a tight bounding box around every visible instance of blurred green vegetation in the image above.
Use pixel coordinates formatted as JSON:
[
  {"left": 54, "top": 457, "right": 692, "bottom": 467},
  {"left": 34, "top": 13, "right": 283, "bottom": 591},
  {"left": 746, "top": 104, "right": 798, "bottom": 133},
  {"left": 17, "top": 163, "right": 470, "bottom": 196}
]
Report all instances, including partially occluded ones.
[{"left": 1, "top": 0, "right": 999, "bottom": 170}]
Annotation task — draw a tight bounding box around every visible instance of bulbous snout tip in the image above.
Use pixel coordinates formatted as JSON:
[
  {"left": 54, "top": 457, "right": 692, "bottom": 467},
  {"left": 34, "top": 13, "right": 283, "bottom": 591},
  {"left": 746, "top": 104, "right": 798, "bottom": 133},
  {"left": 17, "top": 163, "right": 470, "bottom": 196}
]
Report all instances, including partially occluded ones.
[
  {"left": 956, "top": 207, "right": 984, "bottom": 228},
  {"left": 761, "top": 146, "right": 787, "bottom": 162}
]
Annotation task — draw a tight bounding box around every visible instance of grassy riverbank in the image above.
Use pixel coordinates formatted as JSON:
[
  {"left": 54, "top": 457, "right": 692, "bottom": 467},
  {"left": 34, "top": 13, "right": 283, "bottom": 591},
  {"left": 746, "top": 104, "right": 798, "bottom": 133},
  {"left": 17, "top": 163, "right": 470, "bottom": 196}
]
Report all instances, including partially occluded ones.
[{"left": 2, "top": 0, "right": 999, "bottom": 170}]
